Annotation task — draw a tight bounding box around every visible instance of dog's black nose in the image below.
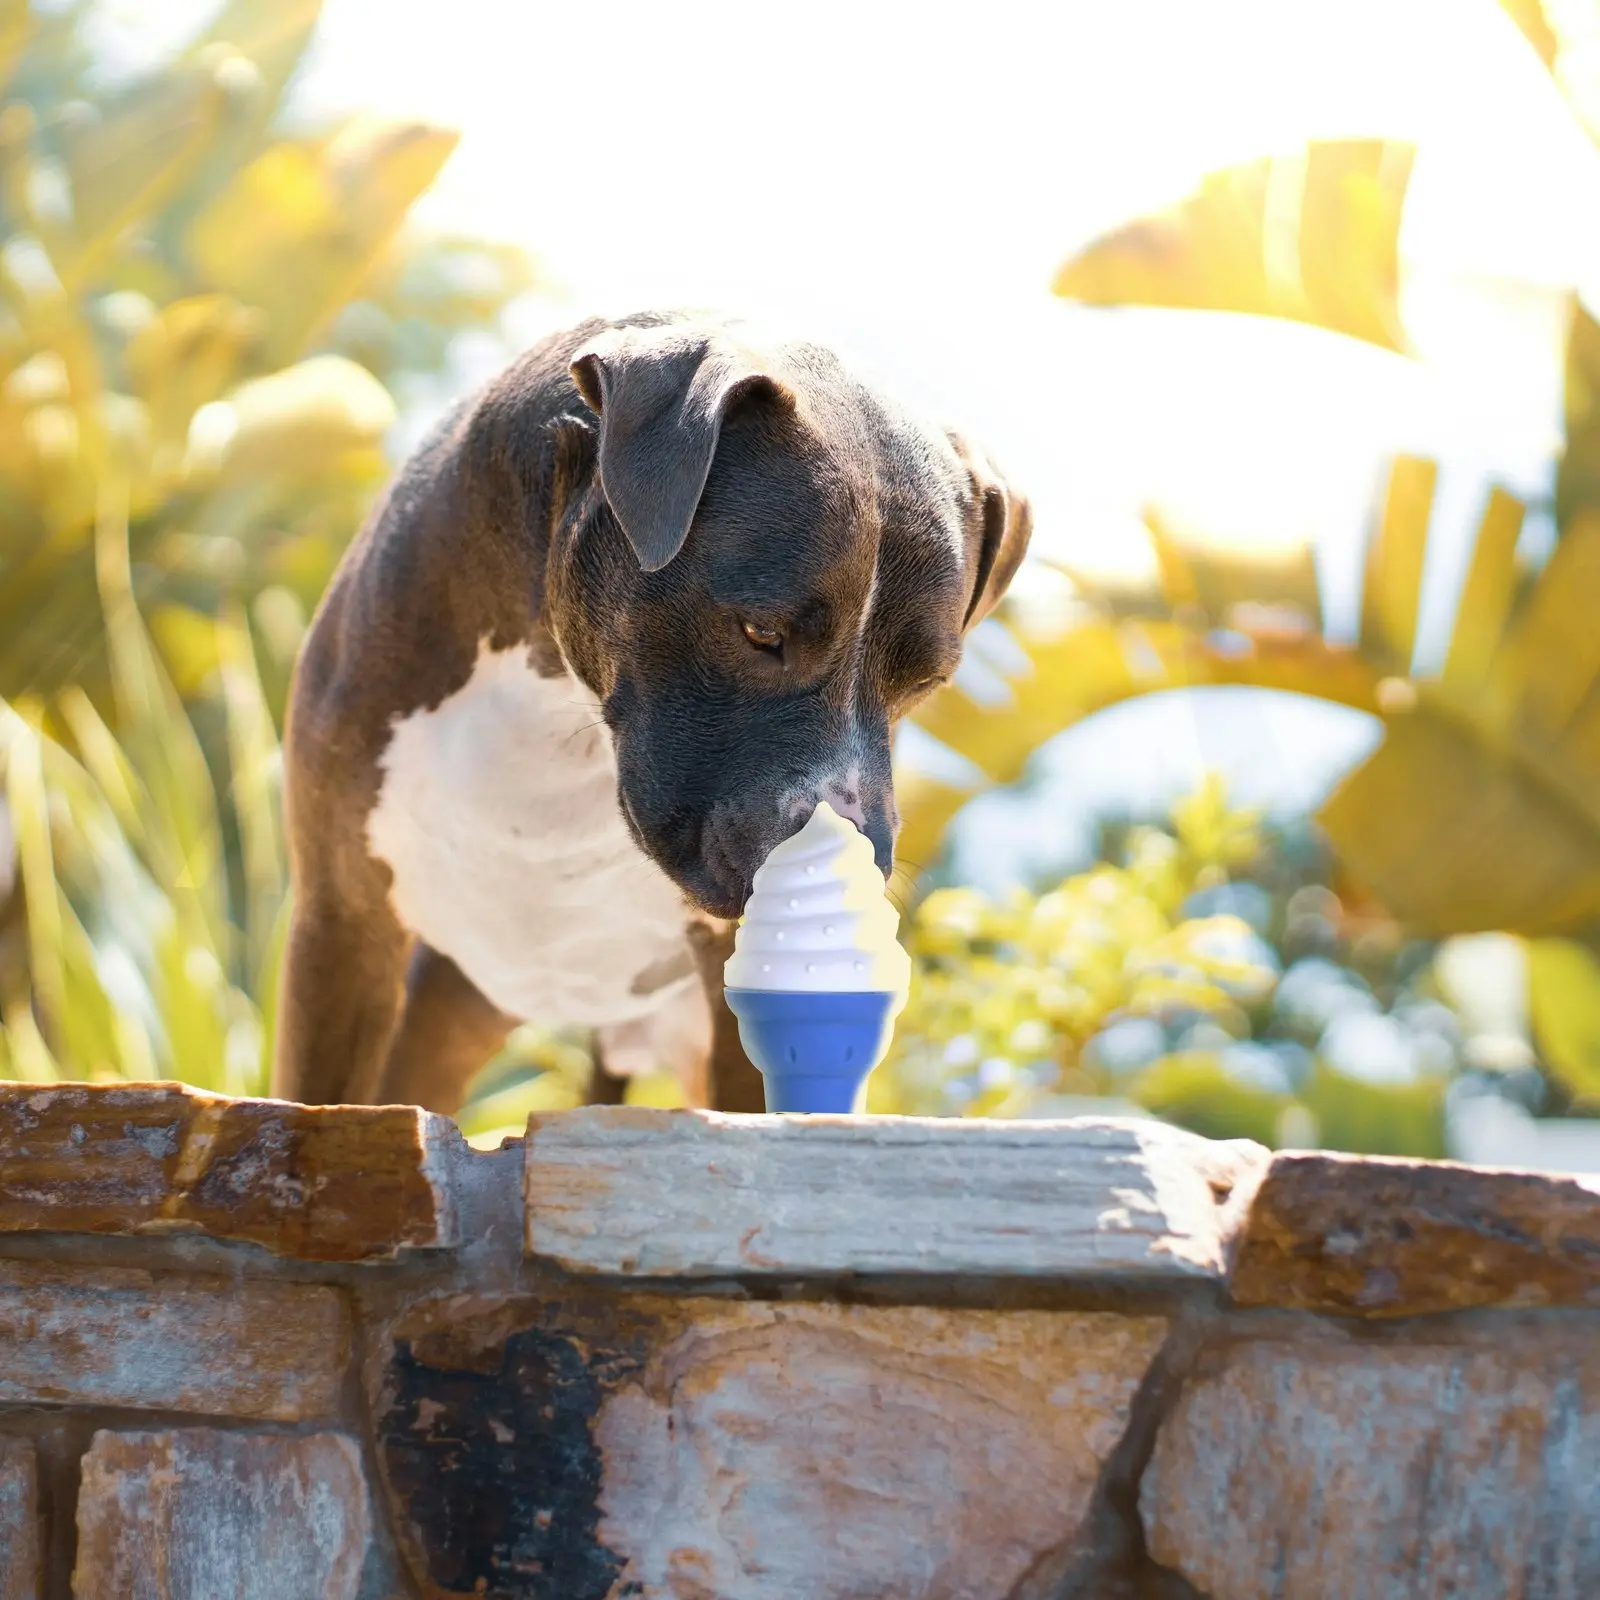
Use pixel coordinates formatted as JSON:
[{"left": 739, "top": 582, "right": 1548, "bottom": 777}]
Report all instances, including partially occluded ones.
[{"left": 864, "top": 813, "right": 894, "bottom": 881}]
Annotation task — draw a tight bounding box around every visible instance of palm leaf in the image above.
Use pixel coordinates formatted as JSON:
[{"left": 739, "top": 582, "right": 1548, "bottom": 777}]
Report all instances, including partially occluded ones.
[
  {"left": 216, "top": 602, "right": 284, "bottom": 977},
  {"left": 0, "top": 996, "right": 57, "bottom": 1083},
  {"left": 902, "top": 455, "right": 1600, "bottom": 943},
  {"left": 1495, "top": 0, "right": 1600, "bottom": 145},
  {"left": 94, "top": 485, "right": 229, "bottom": 955},
  {"left": 1322, "top": 498, "right": 1600, "bottom": 935},
  {"left": 172, "top": 0, "right": 324, "bottom": 220},
  {"left": 1359, "top": 456, "right": 1433, "bottom": 674},
  {"left": 1527, "top": 936, "right": 1600, "bottom": 1100},
  {"left": 1053, "top": 139, "right": 1415, "bottom": 353},
  {"left": 1440, "top": 487, "right": 1523, "bottom": 697},
  {"left": 1560, "top": 302, "right": 1600, "bottom": 542},
  {"left": 1497, "top": 0, "right": 1559, "bottom": 67},
  {"left": 1, "top": 641, "right": 275, "bottom": 1093},
  {"left": 900, "top": 554, "right": 1384, "bottom": 878},
  {"left": 187, "top": 121, "right": 459, "bottom": 366},
  {"left": 2, "top": 707, "right": 65, "bottom": 1033},
  {"left": 58, "top": 63, "right": 227, "bottom": 289}
]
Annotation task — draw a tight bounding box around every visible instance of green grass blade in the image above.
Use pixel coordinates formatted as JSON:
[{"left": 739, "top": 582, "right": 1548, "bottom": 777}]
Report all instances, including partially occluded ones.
[
  {"left": 94, "top": 483, "right": 231, "bottom": 958},
  {"left": 56, "top": 685, "right": 150, "bottom": 848},
  {"left": 2, "top": 710, "right": 68, "bottom": 1037},
  {"left": 217, "top": 604, "right": 286, "bottom": 979},
  {"left": 151, "top": 914, "right": 231, "bottom": 1092},
  {"left": 0, "top": 999, "right": 61, "bottom": 1085},
  {"left": 251, "top": 890, "right": 292, "bottom": 1094}
]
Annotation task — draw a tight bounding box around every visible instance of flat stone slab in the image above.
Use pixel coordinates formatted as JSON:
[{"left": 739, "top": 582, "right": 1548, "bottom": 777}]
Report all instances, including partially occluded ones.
[
  {"left": 1229, "top": 1150, "right": 1600, "bottom": 1316},
  {"left": 0, "top": 1082, "right": 456, "bottom": 1261},
  {"left": 523, "top": 1108, "right": 1267, "bottom": 1281},
  {"left": 0, "top": 1261, "right": 347, "bottom": 1419},
  {"left": 74, "top": 1430, "right": 370, "bottom": 1599},
  {"left": 0, "top": 1439, "right": 38, "bottom": 1600},
  {"left": 378, "top": 1288, "right": 1167, "bottom": 1598},
  {"left": 1140, "top": 1318, "right": 1600, "bottom": 1600}
]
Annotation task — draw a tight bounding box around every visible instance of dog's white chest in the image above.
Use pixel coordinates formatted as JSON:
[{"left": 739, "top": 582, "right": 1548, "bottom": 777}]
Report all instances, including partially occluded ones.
[{"left": 365, "top": 643, "right": 697, "bottom": 1026}]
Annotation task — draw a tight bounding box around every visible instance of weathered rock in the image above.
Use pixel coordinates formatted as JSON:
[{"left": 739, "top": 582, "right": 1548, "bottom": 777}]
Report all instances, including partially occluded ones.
[
  {"left": 1140, "top": 1318, "right": 1600, "bottom": 1599},
  {"left": 1229, "top": 1149, "right": 1600, "bottom": 1315},
  {"left": 74, "top": 1429, "right": 370, "bottom": 1599},
  {"left": 0, "top": 1261, "right": 346, "bottom": 1419},
  {"left": 378, "top": 1289, "right": 1167, "bottom": 1600},
  {"left": 524, "top": 1107, "right": 1266, "bottom": 1281},
  {"left": 380, "top": 1292, "right": 650, "bottom": 1598},
  {"left": 0, "top": 1081, "right": 456, "bottom": 1261},
  {"left": 0, "top": 1439, "right": 38, "bottom": 1600},
  {"left": 594, "top": 1302, "right": 1168, "bottom": 1600}
]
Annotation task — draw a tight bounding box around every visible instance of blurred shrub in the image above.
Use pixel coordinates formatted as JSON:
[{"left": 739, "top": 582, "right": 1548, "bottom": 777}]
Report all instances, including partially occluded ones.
[
  {"left": 870, "top": 775, "right": 1464, "bottom": 1156},
  {"left": 0, "top": 503, "right": 282, "bottom": 1090}
]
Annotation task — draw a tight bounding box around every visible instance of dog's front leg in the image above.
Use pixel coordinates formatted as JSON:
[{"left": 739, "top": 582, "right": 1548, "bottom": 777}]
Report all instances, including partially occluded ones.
[
  {"left": 376, "top": 944, "right": 517, "bottom": 1114},
  {"left": 273, "top": 893, "right": 409, "bottom": 1106},
  {"left": 687, "top": 917, "right": 766, "bottom": 1113}
]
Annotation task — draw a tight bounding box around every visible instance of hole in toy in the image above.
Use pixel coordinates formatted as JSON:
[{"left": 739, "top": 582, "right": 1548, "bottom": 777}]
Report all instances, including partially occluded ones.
[{"left": 787, "top": 1045, "right": 798, "bottom": 1065}]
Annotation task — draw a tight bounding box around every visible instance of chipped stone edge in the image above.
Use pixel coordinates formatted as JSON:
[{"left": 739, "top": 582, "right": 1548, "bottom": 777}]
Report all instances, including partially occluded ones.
[
  {"left": 1224, "top": 1147, "right": 1600, "bottom": 1315},
  {"left": 413, "top": 1108, "right": 467, "bottom": 1253},
  {"left": 16, "top": 1083, "right": 1600, "bottom": 1298},
  {"left": 0, "top": 1082, "right": 465, "bottom": 1264}
]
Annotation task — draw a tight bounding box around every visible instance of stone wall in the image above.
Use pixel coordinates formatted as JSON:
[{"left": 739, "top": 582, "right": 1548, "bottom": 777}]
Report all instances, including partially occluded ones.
[{"left": 0, "top": 1082, "right": 1597, "bottom": 1598}]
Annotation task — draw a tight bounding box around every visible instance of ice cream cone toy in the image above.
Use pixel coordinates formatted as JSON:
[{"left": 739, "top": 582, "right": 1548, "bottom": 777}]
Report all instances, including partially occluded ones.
[{"left": 723, "top": 802, "right": 911, "bottom": 1114}]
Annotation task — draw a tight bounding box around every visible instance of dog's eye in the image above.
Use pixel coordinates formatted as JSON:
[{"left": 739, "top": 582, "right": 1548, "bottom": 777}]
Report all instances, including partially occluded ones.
[{"left": 741, "top": 621, "right": 783, "bottom": 652}]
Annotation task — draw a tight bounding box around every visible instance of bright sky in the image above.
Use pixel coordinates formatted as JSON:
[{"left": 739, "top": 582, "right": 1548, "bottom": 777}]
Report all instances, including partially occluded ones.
[
  {"left": 102, "top": 0, "right": 1600, "bottom": 881},
  {"left": 283, "top": 0, "right": 1600, "bottom": 607}
]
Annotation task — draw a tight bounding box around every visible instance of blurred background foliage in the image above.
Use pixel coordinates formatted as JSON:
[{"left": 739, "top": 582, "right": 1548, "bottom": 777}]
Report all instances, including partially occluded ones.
[
  {"left": 0, "top": 0, "right": 530, "bottom": 1092},
  {"left": 869, "top": 776, "right": 1574, "bottom": 1157},
  {"left": 6, "top": 0, "right": 1600, "bottom": 1166}
]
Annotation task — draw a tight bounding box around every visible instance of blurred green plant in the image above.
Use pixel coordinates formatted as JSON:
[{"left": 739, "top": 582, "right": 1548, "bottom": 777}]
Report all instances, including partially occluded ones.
[
  {"left": 0, "top": 0, "right": 534, "bottom": 720},
  {"left": 1026, "top": 24, "right": 1600, "bottom": 943},
  {"left": 0, "top": 491, "right": 680, "bottom": 1126},
  {"left": 0, "top": 0, "right": 540, "bottom": 1097},
  {"left": 0, "top": 493, "right": 282, "bottom": 1090},
  {"left": 877, "top": 6, "right": 1600, "bottom": 1151}
]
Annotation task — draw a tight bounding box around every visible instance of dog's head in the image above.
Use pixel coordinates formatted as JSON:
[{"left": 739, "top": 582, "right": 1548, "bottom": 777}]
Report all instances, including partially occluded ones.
[{"left": 549, "top": 317, "right": 1030, "bottom": 919}]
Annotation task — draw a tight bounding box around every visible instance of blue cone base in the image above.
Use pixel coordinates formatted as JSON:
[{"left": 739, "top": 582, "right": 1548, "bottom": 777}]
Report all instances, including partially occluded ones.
[{"left": 723, "top": 988, "right": 900, "bottom": 1114}]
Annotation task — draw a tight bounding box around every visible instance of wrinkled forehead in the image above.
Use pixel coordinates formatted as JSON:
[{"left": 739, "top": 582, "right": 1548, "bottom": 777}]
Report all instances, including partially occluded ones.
[
  {"left": 791, "top": 340, "right": 971, "bottom": 541},
  {"left": 697, "top": 407, "right": 969, "bottom": 624}
]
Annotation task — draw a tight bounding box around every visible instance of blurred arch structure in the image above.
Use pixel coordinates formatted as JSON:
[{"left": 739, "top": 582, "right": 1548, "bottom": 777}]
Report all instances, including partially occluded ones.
[{"left": 899, "top": 453, "right": 1600, "bottom": 943}]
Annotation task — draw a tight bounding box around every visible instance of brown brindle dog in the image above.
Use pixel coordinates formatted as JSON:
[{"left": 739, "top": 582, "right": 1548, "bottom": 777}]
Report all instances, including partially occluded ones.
[{"left": 272, "top": 311, "right": 1030, "bottom": 1113}]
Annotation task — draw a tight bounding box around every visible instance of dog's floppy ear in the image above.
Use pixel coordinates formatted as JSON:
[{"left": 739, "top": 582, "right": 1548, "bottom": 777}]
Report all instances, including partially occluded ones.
[
  {"left": 948, "top": 430, "right": 1033, "bottom": 630},
  {"left": 570, "top": 325, "right": 791, "bottom": 573}
]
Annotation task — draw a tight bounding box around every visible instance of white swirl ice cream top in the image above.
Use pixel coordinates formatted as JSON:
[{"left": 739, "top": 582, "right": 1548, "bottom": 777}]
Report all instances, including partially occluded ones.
[{"left": 724, "top": 802, "right": 911, "bottom": 996}]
